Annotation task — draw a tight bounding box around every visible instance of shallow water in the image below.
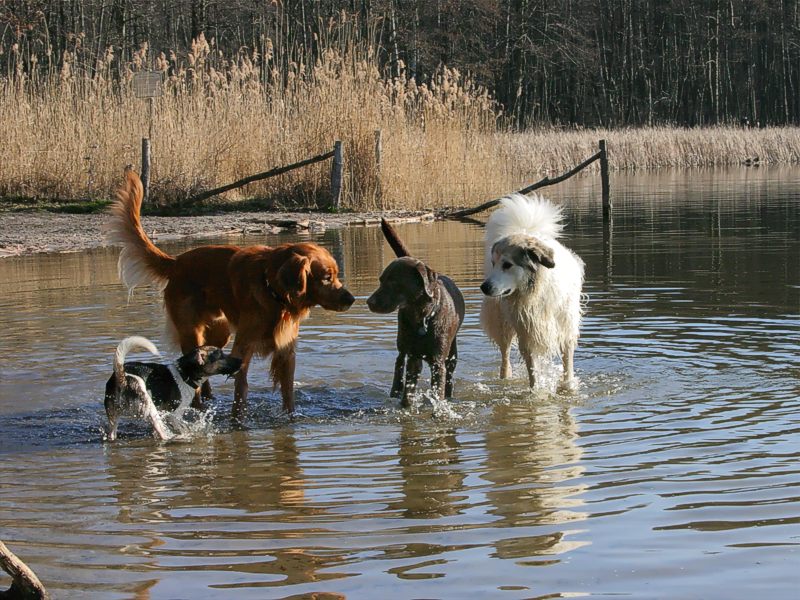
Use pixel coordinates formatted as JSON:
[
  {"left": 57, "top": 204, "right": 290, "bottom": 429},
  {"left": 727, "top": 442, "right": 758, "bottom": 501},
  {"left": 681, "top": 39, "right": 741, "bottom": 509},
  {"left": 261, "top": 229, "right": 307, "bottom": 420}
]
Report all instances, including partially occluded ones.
[{"left": 0, "top": 168, "right": 798, "bottom": 599}]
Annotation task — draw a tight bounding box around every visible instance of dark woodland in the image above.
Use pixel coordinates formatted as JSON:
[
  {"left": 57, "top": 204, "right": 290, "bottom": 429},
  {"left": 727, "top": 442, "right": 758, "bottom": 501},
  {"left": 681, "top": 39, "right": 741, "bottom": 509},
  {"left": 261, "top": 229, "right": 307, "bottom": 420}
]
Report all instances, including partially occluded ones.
[{"left": 2, "top": 0, "right": 798, "bottom": 127}]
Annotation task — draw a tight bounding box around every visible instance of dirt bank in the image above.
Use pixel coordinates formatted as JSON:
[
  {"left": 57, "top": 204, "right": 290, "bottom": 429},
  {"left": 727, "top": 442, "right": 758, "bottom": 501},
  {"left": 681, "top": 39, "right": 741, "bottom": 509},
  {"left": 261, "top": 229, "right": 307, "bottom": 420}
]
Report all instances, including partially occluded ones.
[{"left": 0, "top": 209, "right": 436, "bottom": 258}]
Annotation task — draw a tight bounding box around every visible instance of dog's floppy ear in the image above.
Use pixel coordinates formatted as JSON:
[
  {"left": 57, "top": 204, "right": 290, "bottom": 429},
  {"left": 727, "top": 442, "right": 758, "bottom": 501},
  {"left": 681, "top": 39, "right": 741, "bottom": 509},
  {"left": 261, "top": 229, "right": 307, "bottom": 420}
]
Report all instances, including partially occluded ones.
[
  {"left": 191, "top": 348, "right": 206, "bottom": 365},
  {"left": 178, "top": 347, "right": 206, "bottom": 370},
  {"left": 275, "top": 253, "right": 311, "bottom": 300},
  {"left": 415, "top": 260, "right": 437, "bottom": 298},
  {"left": 524, "top": 238, "right": 556, "bottom": 269}
]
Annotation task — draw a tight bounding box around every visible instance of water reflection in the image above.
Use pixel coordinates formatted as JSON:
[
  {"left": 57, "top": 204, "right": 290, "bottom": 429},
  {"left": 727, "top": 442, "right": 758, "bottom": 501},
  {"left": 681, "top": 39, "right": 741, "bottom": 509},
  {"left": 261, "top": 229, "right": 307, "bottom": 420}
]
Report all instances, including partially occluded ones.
[
  {"left": 104, "top": 430, "right": 306, "bottom": 518},
  {"left": 0, "top": 167, "right": 798, "bottom": 598},
  {"left": 99, "top": 430, "right": 363, "bottom": 593},
  {"left": 390, "top": 421, "right": 466, "bottom": 519},
  {"left": 484, "top": 400, "right": 588, "bottom": 563}
]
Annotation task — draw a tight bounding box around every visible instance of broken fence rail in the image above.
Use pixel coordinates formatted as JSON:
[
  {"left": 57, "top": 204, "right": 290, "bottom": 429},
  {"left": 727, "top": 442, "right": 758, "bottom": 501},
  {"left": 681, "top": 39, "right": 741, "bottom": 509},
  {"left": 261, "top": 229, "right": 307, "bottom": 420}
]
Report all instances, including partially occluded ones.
[
  {"left": 184, "top": 148, "right": 337, "bottom": 206},
  {"left": 444, "top": 139, "right": 610, "bottom": 220}
]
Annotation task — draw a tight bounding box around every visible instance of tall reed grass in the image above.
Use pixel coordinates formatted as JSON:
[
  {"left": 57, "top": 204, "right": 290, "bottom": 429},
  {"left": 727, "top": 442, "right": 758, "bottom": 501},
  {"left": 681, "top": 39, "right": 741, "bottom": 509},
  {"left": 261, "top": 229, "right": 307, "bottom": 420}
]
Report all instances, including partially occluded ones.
[{"left": 2, "top": 31, "right": 800, "bottom": 210}]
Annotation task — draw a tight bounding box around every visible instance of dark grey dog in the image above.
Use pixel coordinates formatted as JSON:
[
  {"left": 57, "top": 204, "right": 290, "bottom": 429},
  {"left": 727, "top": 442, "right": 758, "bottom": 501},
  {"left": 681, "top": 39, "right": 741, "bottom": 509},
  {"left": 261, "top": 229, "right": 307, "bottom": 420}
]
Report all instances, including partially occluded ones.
[
  {"left": 104, "top": 336, "right": 241, "bottom": 441},
  {"left": 367, "top": 220, "right": 465, "bottom": 407}
]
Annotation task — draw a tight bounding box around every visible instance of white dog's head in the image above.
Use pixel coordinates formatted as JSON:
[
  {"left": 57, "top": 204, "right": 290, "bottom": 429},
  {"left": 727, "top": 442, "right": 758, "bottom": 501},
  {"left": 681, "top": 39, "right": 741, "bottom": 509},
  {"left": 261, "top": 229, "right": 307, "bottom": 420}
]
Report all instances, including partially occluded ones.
[{"left": 480, "top": 234, "right": 555, "bottom": 297}]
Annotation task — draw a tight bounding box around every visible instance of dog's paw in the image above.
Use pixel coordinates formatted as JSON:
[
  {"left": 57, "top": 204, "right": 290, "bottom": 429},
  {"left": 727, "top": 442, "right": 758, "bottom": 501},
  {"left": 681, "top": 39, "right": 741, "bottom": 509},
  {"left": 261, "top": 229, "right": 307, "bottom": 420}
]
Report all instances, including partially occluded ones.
[
  {"left": 557, "top": 376, "right": 579, "bottom": 395},
  {"left": 165, "top": 414, "right": 193, "bottom": 435}
]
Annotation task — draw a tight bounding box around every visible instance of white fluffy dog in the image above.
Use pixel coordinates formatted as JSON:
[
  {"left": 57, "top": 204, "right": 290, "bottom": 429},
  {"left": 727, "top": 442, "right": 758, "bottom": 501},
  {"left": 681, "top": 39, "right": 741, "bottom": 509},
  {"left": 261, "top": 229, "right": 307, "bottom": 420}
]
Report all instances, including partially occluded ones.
[{"left": 479, "top": 193, "right": 584, "bottom": 390}]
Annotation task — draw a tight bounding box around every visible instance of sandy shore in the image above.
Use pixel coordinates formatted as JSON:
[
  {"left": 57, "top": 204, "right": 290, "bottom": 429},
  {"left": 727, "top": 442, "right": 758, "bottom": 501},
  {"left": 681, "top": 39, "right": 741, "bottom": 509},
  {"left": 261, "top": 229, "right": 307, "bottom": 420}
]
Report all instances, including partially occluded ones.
[{"left": 0, "top": 209, "right": 436, "bottom": 258}]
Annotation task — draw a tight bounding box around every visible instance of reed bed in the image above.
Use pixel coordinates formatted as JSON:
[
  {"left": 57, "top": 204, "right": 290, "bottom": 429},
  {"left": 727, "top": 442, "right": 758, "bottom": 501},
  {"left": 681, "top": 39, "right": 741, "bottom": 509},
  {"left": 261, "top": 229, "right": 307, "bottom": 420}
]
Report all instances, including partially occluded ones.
[{"left": 2, "top": 35, "right": 799, "bottom": 211}]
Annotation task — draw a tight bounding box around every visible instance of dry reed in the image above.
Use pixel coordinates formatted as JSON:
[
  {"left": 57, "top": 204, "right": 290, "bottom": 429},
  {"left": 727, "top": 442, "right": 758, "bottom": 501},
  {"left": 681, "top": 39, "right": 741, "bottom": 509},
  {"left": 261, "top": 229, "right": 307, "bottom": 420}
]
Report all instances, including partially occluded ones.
[{"left": 2, "top": 33, "right": 799, "bottom": 211}]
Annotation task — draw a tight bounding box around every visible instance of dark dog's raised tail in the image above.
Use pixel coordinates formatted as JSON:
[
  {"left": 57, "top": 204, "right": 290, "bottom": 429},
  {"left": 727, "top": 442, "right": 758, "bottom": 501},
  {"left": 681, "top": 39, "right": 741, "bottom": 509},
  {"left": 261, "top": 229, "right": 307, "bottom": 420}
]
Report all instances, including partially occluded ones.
[
  {"left": 380, "top": 219, "right": 412, "bottom": 258},
  {"left": 114, "top": 336, "right": 160, "bottom": 388}
]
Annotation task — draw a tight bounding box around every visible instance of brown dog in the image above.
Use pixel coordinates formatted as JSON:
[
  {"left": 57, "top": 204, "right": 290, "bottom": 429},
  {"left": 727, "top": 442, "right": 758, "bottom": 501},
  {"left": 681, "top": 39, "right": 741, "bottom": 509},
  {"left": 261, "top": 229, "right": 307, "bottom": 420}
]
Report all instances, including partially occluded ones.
[
  {"left": 107, "top": 170, "right": 355, "bottom": 421},
  {"left": 367, "top": 220, "right": 465, "bottom": 407}
]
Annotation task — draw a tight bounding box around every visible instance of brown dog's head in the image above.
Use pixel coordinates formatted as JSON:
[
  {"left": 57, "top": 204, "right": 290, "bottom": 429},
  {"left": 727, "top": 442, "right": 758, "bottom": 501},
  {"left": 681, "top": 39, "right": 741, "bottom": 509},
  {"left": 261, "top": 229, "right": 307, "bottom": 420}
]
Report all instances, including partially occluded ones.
[
  {"left": 273, "top": 243, "right": 355, "bottom": 312},
  {"left": 367, "top": 257, "right": 437, "bottom": 314}
]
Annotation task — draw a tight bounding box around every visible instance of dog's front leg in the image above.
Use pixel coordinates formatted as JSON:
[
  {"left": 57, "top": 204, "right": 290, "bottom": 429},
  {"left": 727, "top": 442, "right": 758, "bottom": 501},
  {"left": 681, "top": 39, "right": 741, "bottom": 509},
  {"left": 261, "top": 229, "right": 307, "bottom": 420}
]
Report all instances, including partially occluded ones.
[
  {"left": 232, "top": 368, "right": 249, "bottom": 425},
  {"left": 500, "top": 345, "right": 513, "bottom": 379},
  {"left": 480, "top": 297, "right": 514, "bottom": 378},
  {"left": 390, "top": 352, "right": 406, "bottom": 398},
  {"left": 558, "top": 342, "right": 577, "bottom": 392},
  {"left": 444, "top": 338, "right": 458, "bottom": 398},
  {"left": 198, "top": 381, "right": 213, "bottom": 404},
  {"left": 401, "top": 356, "right": 423, "bottom": 408},
  {"left": 430, "top": 357, "right": 447, "bottom": 401},
  {"left": 231, "top": 344, "right": 254, "bottom": 426},
  {"left": 106, "top": 416, "right": 119, "bottom": 442},
  {"left": 271, "top": 345, "right": 296, "bottom": 413},
  {"left": 106, "top": 395, "right": 119, "bottom": 441},
  {"left": 520, "top": 348, "right": 536, "bottom": 388}
]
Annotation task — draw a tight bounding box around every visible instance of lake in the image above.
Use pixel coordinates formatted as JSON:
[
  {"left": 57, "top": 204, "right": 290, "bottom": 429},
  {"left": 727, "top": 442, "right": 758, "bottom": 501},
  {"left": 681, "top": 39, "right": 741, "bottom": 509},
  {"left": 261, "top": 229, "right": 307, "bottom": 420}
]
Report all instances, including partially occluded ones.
[{"left": 0, "top": 168, "right": 798, "bottom": 599}]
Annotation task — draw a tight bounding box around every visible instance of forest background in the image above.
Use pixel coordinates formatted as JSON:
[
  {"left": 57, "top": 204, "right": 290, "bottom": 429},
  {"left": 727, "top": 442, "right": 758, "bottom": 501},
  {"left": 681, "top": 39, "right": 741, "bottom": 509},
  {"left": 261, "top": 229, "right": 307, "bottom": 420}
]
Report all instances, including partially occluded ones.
[{"left": 2, "top": 0, "right": 799, "bottom": 210}]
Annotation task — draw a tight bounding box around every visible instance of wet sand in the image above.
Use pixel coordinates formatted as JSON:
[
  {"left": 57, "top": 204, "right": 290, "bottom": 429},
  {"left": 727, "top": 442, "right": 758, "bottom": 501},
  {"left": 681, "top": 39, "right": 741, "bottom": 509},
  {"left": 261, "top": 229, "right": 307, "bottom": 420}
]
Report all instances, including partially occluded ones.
[{"left": 0, "top": 209, "right": 435, "bottom": 258}]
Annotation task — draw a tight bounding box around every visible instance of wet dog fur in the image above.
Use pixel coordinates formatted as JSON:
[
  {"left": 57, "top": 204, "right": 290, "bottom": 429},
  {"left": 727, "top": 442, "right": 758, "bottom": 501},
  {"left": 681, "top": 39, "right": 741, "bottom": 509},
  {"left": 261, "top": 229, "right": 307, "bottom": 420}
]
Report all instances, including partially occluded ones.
[
  {"left": 367, "top": 220, "right": 465, "bottom": 406},
  {"left": 107, "top": 170, "right": 355, "bottom": 422},
  {"left": 104, "top": 336, "right": 242, "bottom": 441},
  {"left": 480, "top": 193, "right": 584, "bottom": 390}
]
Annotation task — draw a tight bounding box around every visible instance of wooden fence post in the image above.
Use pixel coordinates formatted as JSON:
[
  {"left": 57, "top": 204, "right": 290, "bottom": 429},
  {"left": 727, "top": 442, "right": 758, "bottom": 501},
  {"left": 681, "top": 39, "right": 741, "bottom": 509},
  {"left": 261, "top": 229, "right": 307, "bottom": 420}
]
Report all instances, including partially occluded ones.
[
  {"left": 374, "top": 129, "right": 383, "bottom": 209},
  {"left": 599, "top": 139, "right": 611, "bottom": 221},
  {"left": 330, "top": 140, "right": 344, "bottom": 210},
  {"left": 141, "top": 137, "right": 151, "bottom": 203},
  {"left": 599, "top": 139, "right": 613, "bottom": 282},
  {"left": 603, "top": 200, "right": 613, "bottom": 283}
]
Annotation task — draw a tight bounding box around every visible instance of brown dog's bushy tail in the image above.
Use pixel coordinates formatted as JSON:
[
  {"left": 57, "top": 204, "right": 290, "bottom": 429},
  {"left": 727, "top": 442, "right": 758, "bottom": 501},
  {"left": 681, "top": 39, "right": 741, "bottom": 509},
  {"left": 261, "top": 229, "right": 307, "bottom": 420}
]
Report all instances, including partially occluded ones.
[
  {"left": 106, "top": 168, "right": 175, "bottom": 292},
  {"left": 380, "top": 218, "right": 413, "bottom": 258}
]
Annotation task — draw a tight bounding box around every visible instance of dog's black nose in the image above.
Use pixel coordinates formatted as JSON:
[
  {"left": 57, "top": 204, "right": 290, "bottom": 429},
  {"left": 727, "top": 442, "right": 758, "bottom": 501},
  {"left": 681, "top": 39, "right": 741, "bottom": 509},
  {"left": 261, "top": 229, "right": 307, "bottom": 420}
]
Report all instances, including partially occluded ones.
[
  {"left": 480, "top": 281, "right": 493, "bottom": 296},
  {"left": 366, "top": 291, "right": 390, "bottom": 313},
  {"left": 341, "top": 289, "right": 356, "bottom": 307}
]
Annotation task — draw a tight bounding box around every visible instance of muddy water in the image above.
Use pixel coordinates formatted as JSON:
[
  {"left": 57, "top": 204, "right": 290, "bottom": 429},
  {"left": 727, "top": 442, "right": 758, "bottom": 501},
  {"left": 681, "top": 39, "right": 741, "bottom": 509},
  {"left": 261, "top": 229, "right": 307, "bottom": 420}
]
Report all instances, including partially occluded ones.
[{"left": 0, "top": 168, "right": 798, "bottom": 599}]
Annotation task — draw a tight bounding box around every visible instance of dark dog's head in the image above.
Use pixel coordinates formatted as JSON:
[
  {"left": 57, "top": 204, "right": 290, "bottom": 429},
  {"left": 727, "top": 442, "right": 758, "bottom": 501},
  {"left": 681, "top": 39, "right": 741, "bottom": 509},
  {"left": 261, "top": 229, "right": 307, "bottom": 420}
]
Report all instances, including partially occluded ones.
[
  {"left": 273, "top": 243, "right": 355, "bottom": 312},
  {"left": 367, "top": 257, "right": 437, "bottom": 314},
  {"left": 177, "top": 346, "right": 242, "bottom": 388}
]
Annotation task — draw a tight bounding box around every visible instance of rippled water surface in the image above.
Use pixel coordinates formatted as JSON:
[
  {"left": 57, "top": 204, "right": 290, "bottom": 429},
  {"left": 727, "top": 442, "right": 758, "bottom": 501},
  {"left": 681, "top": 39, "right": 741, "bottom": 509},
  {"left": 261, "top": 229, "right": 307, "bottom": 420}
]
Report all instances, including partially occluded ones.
[{"left": 1, "top": 168, "right": 798, "bottom": 599}]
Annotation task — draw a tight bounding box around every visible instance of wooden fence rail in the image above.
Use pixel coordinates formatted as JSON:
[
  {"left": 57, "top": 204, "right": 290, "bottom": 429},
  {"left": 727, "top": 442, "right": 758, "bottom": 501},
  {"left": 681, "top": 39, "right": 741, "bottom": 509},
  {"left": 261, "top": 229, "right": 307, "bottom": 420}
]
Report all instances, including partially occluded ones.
[
  {"left": 184, "top": 148, "right": 337, "bottom": 206},
  {"left": 444, "top": 139, "right": 611, "bottom": 221}
]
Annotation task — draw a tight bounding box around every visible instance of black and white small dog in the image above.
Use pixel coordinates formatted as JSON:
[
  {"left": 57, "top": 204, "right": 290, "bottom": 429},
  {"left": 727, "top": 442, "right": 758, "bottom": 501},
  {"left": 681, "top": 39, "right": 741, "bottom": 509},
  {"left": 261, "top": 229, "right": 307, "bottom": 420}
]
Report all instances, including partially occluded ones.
[{"left": 104, "top": 336, "right": 242, "bottom": 441}]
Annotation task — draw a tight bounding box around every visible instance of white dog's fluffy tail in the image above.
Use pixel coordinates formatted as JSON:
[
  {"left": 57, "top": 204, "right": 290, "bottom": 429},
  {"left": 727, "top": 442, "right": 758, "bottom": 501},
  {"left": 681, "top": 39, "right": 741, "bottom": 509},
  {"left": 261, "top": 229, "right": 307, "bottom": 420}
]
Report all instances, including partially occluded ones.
[
  {"left": 486, "top": 193, "right": 564, "bottom": 242},
  {"left": 484, "top": 193, "right": 565, "bottom": 270},
  {"left": 113, "top": 336, "right": 160, "bottom": 388}
]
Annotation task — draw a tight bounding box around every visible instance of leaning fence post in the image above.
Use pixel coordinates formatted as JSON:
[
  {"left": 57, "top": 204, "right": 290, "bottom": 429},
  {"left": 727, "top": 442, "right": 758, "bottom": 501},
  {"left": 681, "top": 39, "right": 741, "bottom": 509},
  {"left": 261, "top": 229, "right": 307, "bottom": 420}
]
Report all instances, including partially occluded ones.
[
  {"left": 599, "top": 139, "right": 613, "bottom": 283},
  {"left": 141, "top": 137, "right": 151, "bottom": 203},
  {"left": 599, "top": 139, "right": 611, "bottom": 220},
  {"left": 330, "top": 140, "right": 344, "bottom": 211},
  {"left": 374, "top": 129, "right": 383, "bottom": 209}
]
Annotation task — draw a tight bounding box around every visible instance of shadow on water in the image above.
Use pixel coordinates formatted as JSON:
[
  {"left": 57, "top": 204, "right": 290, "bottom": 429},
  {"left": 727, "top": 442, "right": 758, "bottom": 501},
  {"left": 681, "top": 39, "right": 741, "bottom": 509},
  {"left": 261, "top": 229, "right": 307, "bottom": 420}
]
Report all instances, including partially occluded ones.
[{"left": 0, "top": 167, "right": 798, "bottom": 598}]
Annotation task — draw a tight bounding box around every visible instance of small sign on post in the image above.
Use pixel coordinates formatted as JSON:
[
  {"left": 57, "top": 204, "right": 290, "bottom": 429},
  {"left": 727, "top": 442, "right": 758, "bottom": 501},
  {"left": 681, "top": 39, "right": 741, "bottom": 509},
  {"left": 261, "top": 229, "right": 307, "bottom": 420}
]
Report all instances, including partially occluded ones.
[
  {"left": 132, "top": 71, "right": 163, "bottom": 99},
  {"left": 132, "top": 72, "right": 162, "bottom": 203}
]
